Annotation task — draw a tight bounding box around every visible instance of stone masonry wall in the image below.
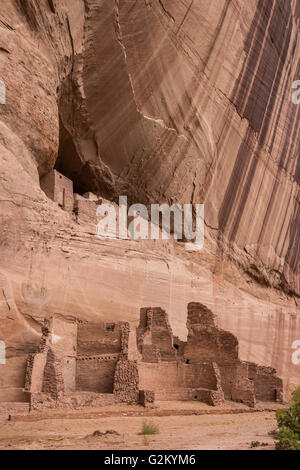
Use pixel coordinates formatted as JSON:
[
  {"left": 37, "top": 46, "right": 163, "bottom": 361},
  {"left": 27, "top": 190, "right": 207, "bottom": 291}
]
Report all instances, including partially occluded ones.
[
  {"left": 0, "top": 356, "right": 28, "bottom": 402},
  {"left": 74, "top": 196, "right": 98, "bottom": 224},
  {"left": 76, "top": 356, "right": 118, "bottom": 393},
  {"left": 137, "top": 303, "right": 283, "bottom": 406},
  {"left": 40, "top": 169, "right": 74, "bottom": 212},
  {"left": 137, "top": 307, "right": 176, "bottom": 361},
  {"left": 250, "top": 364, "right": 283, "bottom": 402},
  {"left": 138, "top": 361, "right": 223, "bottom": 399},
  {"left": 42, "top": 349, "right": 64, "bottom": 400},
  {"left": 77, "top": 322, "right": 122, "bottom": 355},
  {"left": 184, "top": 303, "right": 239, "bottom": 363}
]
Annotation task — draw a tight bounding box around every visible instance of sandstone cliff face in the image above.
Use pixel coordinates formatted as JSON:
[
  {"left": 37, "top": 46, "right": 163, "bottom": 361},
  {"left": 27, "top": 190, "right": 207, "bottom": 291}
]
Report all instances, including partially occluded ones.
[{"left": 0, "top": 0, "right": 299, "bottom": 399}]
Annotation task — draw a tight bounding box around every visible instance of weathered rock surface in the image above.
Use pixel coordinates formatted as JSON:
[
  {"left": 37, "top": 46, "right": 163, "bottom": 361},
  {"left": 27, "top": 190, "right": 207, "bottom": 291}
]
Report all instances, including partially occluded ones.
[{"left": 0, "top": 0, "right": 299, "bottom": 400}]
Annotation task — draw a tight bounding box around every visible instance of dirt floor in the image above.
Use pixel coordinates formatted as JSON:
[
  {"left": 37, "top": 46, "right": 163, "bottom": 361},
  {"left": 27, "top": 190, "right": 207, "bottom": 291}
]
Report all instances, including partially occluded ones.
[{"left": 0, "top": 401, "right": 281, "bottom": 450}]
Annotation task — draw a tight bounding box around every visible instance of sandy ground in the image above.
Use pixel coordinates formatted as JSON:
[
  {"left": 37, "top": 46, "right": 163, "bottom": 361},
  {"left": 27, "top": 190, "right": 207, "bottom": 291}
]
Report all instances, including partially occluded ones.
[{"left": 0, "top": 402, "right": 279, "bottom": 450}]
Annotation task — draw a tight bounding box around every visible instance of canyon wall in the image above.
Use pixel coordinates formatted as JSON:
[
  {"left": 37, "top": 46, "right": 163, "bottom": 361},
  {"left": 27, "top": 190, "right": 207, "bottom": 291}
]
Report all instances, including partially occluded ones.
[{"left": 0, "top": 0, "right": 299, "bottom": 399}]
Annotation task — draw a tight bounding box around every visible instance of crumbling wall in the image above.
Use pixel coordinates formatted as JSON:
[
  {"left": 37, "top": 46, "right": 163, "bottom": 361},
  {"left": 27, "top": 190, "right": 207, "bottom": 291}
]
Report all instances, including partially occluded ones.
[
  {"left": 74, "top": 321, "right": 139, "bottom": 394},
  {"left": 218, "top": 363, "right": 239, "bottom": 399},
  {"left": 0, "top": 356, "right": 28, "bottom": 402},
  {"left": 77, "top": 322, "right": 122, "bottom": 355},
  {"left": 75, "top": 322, "right": 124, "bottom": 394},
  {"left": 119, "top": 322, "right": 130, "bottom": 358},
  {"left": 173, "top": 336, "right": 185, "bottom": 360},
  {"left": 137, "top": 307, "right": 175, "bottom": 361},
  {"left": 46, "top": 317, "right": 77, "bottom": 393},
  {"left": 42, "top": 349, "right": 64, "bottom": 400},
  {"left": 40, "top": 169, "right": 74, "bottom": 212},
  {"left": 231, "top": 362, "right": 256, "bottom": 408},
  {"left": 24, "top": 317, "right": 76, "bottom": 407},
  {"left": 25, "top": 352, "right": 48, "bottom": 393},
  {"left": 184, "top": 363, "right": 222, "bottom": 391},
  {"left": 138, "top": 362, "right": 223, "bottom": 395},
  {"left": 182, "top": 303, "right": 282, "bottom": 406},
  {"left": 49, "top": 318, "right": 77, "bottom": 357},
  {"left": 25, "top": 347, "right": 65, "bottom": 409},
  {"left": 249, "top": 364, "right": 283, "bottom": 402},
  {"left": 110, "top": 323, "right": 141, "bottom": 403},
  {"left": 76, "top": 356, "right": 118, "bottom": 393},
  {"left": 217, "top": 362, "right": 283, "bottom": 407},
  {"left": 184, "top": 303, "right": 239, "bottom": 363},
  {"left": 139, "top": 362, "right": 183, "bottom": 392},
  {"left": 74, "top": 195, "right": 98, "bottom": 224},
  {"left": 139, "top": 390, "right": 155, "bottom": 407},
  {"left": 62, "top": 357, "right": 76, "bottom": 392},
  {"left": 123, "top": 322, "right": 141, "bottom": 361},
  {"left": 140, "top": 344, "right": 161, "bottom": 363},
  {"left": 22, "top": 305, "right": 283, "bottom": 410}
]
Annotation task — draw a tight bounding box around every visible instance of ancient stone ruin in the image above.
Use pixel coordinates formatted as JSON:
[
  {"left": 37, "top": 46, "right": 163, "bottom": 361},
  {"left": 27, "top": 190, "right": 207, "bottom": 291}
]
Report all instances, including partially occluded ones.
[
  {"left": 40, "top": 169, "right": 101, "bottom": 223},
  {"left": 22, "top": 303, "right": 283, "bottom": 410},
  {"left": 40, "top": 169, "right": 74, "bottom": 213},
  {"left": 24, "top": 317, "right": 140, "bottom": 410}
]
